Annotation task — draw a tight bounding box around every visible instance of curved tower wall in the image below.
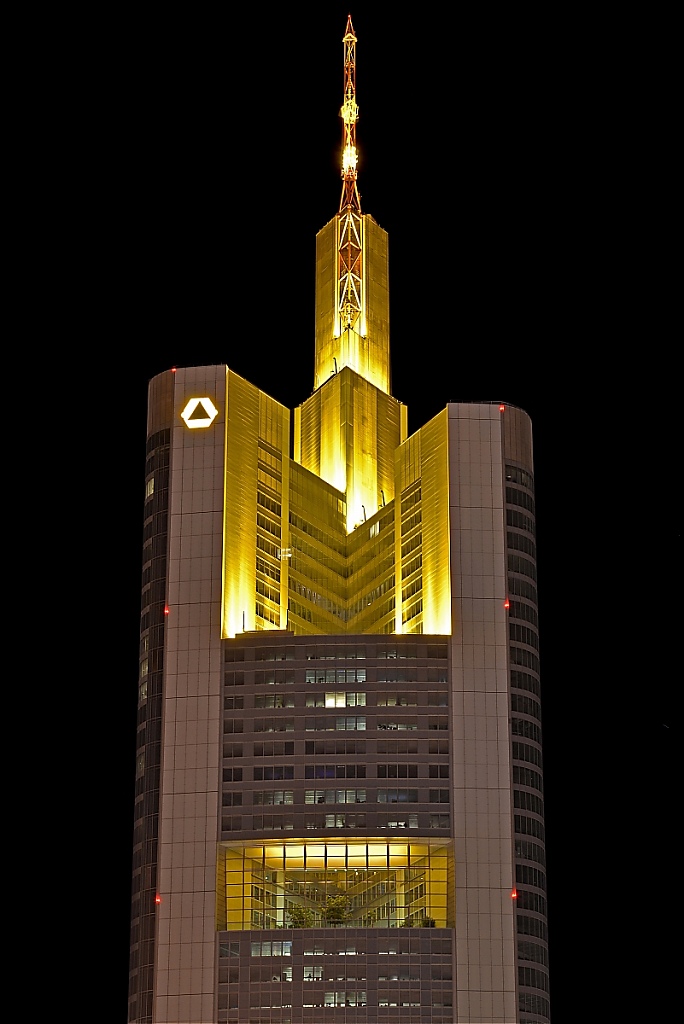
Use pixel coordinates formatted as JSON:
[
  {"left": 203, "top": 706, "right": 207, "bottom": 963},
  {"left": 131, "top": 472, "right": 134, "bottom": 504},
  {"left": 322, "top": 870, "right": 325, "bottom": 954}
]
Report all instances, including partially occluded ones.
[
  {"left": 503, "top": 407, "right": 551, "bottom": 1022},
  {"left": 446, "top": 402, "right": 518, "bottom": 1023},
  {"left": 128, "top": 370, "right": 174, "bottom": 1023}
]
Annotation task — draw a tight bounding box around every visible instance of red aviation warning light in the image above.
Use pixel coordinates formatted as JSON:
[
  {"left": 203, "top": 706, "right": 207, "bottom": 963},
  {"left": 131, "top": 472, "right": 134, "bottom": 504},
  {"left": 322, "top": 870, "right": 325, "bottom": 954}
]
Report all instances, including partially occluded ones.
[
  {"left": 511, "top": 888, "right": 518, "bottom": 899},
  {"left": 155, "top": 894, "right": 162, "bottom": 904}
]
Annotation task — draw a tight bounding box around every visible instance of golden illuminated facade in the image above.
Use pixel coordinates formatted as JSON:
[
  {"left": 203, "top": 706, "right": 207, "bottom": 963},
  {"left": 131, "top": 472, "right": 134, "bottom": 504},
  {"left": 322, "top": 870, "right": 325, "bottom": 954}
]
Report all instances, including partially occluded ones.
[{"left": 129, "top": 16, "right": 550, "bottom": 1024}]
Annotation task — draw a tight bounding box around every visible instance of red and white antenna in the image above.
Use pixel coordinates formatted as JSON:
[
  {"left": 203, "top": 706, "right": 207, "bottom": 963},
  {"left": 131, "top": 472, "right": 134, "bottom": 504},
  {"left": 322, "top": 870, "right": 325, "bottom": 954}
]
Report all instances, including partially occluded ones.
[
  {"left": 339, "top": 14, "right": 360, "bottom": 213},
  {"left": 336, "top": 15, "right": 364, "bottom": 339}
]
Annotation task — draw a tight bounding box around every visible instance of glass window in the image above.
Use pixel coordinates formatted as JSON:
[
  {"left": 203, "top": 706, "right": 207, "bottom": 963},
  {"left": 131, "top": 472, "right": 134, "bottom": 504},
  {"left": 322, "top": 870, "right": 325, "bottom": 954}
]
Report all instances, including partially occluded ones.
[
  {"left": 303, "top": 966, "right": 323, "bottom": 980},
  {"left": 219, "top": 841, "right": 450, "bottom": 928},
  {"left": 305, "top": 692, "right": 367, "bottom": 708},
  {"left": 377, "top": 764, "right": 418, "bottom": 778},
  {"left": 254, "top": 766, "right": 294, "bottom": 781},
  {"left": 253, "top": 791, "right": 294, "bottom": 805},
  {"left": 336, "top": 716, "right": 366, "bottom": 731},
  {"left": 377, "top": 790, "right": 418, "bottom": 803}
]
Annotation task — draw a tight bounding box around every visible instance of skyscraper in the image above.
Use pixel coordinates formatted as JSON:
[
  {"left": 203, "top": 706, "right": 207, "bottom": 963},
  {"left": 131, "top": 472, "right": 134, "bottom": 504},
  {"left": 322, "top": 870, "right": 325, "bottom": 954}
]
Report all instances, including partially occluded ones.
[{"left": 128, "top": 16, "right": 550, "bottom": 1023}]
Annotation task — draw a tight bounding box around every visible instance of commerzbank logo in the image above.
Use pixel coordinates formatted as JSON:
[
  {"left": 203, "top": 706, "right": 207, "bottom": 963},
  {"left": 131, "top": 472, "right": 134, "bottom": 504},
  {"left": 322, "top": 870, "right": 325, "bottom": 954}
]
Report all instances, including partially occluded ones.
[{"left": 181, "top": 397, "right": 219, "bottom": 429}]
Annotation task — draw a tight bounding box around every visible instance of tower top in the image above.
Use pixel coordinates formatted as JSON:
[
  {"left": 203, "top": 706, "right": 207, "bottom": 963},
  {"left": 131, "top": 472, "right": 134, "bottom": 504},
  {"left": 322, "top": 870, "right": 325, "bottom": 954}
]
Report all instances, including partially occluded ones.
[{"left": 339, "top": 14, "right": 360, "bottom": 212}]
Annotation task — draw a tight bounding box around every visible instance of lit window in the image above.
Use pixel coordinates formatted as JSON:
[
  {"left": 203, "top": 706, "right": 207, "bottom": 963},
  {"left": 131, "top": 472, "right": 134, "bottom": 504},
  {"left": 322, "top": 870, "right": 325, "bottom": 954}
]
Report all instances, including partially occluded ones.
[
  {"left": 254, "top": 791, "right": 294, "bottom": 805},
  {"left": 326, "top": 692, "right": 366, "bottom": 707},
  {"left": 305, "top": 790, "right": 366, "bottom": 804}
]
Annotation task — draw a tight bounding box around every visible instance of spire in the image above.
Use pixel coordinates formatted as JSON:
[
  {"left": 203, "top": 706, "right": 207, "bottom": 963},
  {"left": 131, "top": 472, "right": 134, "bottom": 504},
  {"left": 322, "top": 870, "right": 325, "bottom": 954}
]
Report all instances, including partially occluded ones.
[
  {"left": 339, "top": 14, "right": 360, "bottom": 213},
  {"left": 336, "top": 15, "right": 363, "bottom": 340}
]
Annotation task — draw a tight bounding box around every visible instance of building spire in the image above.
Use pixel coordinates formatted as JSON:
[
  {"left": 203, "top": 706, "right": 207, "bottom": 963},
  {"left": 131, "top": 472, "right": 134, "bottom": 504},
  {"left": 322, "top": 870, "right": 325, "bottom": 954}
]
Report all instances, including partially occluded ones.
[
  {"left": 336, "top": 14, "right": 364, "bottom": 342},
  {"left": 339, "top": 14, "right": 360, "bottom": 213}
]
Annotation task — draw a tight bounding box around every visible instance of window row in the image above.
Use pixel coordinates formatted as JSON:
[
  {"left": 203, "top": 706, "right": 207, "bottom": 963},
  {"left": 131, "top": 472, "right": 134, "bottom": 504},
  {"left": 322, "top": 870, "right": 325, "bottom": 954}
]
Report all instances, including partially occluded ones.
[
  {"left": 511, "top": 790, "right": 544, "bottom": 815},
  {"left": 506, "top": 508, "right": 536, "bottom": 536},
  {"left": 510, "top": 670, "right": 541, "bottom": 699},
  {"left": 515, "top": 864, "right": 547, "bottom": 891},
  {"left": 224, "top": 651, "right": 448, "bottom": 667},
  {"left": 225, "top": 739, "right": 451, "bottom": 757},
  {"left": 512, "top": 718, "right": 543, "bottom": 745},
  {"left": 517, "top": 939, "right": 549, "bottom": 967},
  {"left": 508, "top": 554, "right": 537, "bottom": 582},
  {"left": 514, "top": 840, "right": 546, "bottom": 868},
  {"left": 306, "top": 668, "right": 367, "bottom": 683},
  {"left": 510, "top": 647, "right": 540, "bottom": 674},
  {"left": 518, "top": 965, "right": 550, "bottom": 991},
  {"left": 224, "top": 717, "right": 450, "bottom": 734},
  {"left": 505, "top": 465, "right": 534, "bottom": 489},
  {"left": 516, "top": 914, "right": 548, "bottom": 942},
  {"left": 519, "top": 993, "right": 550, "bottom": 1018},
  {"left": 512, "top": 765, "right": 544, "bottom": 793},
  {"left": 507, "top": 530, "right": 537, "bottom": 560},
  {"left": 306, "top": 764, "right": 367, "bottom": 779},
  {"left": 509, "top": 623, "right": 539, "bottom": 650},
  {"left": 509, "top": 600, "right": 539, "bottom": 629},
  {"left": 248, "top": 765, "right": 446, "bottom": 778},
  {"left": 514, "top": 814, "right": 545, "bottom": 842},
  {"left": 305, "top": 790, "right": 368, "bottom": 804},
  {"left": 508, "top": 576, "right": 538, "bottom": 606},
  {"left": 231, "top": 691, "right": 449, "bottom": 707},
  {"left": 506, "top": 486, "right": 535, "bottom": 514},
  {"left": 512, "top": 742, "right": 543, "bottom": 769},
  {"left": 223, "top": 790, "right": 452, "bottom": 807},
  {"left": 379, "top": 764, "right": 417, "bottom": 778},
  {"left": 511, "top": 693, "right": 542, "bottom": 720},
  {"left": 228, "top": 940, "right": 454, "bottom": 957},
  {"left": 220, "top": 814, "right": 451, "bottom": 831},
  {"left": 516, "top": 889, "right": 547, "bottom": 916}
]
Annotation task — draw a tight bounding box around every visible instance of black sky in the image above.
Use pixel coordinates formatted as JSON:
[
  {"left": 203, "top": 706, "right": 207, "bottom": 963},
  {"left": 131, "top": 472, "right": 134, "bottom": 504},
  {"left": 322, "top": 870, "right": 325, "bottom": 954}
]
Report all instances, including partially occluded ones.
[{"left": 93, "top": 7, "right": 677, "bottom": 1020}]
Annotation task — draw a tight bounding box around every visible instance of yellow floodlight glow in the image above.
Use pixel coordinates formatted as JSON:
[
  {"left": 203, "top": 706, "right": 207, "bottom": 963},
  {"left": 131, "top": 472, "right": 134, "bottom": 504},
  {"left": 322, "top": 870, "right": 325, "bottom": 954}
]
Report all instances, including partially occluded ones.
[
  {"left": 340, "top": 99, "right": 358, "bottom": 124},
  {"left": 218, "top": 840, "right": 452, "bottom": 931},
  {"left": 342, "top": 145, "right": 358, "bottom": 173},
  {"left": 181, "top": 396, "right": 219, "bottom": 429},
  {"left": 347, "top": 496, "right": 366, "bottom": 534}
]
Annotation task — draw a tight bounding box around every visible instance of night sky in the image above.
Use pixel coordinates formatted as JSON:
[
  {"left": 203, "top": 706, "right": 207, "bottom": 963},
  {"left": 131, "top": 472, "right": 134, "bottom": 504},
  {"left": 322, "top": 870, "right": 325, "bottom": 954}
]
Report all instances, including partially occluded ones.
[{"left": 94, "top": 7, "right": 676, "bottom": 1020}]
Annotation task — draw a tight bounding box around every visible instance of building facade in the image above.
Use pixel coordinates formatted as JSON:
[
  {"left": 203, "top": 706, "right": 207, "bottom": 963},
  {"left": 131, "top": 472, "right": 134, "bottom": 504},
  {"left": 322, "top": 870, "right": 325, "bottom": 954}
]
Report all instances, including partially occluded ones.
[{"left": 128, "top": 18, "right": 550, "bottom": 1024}]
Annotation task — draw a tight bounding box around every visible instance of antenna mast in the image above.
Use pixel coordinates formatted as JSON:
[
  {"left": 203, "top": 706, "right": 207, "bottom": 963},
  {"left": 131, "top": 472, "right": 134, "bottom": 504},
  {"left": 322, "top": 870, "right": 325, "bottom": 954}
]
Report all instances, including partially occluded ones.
[
  {"left": 337, "top": 15, "right": 364, "bottom": 337},
  {"left": 339, "top": 14, "right": 360, "bottom": 213}
]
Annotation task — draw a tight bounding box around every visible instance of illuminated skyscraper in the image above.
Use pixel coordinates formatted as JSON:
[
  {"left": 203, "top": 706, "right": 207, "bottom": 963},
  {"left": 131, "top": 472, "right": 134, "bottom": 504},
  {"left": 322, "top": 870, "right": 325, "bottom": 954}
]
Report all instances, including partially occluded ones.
[{"left": 128, "top": 17, "right": 550, "bottom": 1024}]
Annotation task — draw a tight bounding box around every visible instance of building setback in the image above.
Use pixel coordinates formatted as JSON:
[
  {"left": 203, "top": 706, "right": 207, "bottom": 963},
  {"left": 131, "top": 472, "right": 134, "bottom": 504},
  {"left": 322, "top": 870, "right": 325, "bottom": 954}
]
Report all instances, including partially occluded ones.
[{"left": 128, "top": 17, "right": 550, "bottom": 1024}]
